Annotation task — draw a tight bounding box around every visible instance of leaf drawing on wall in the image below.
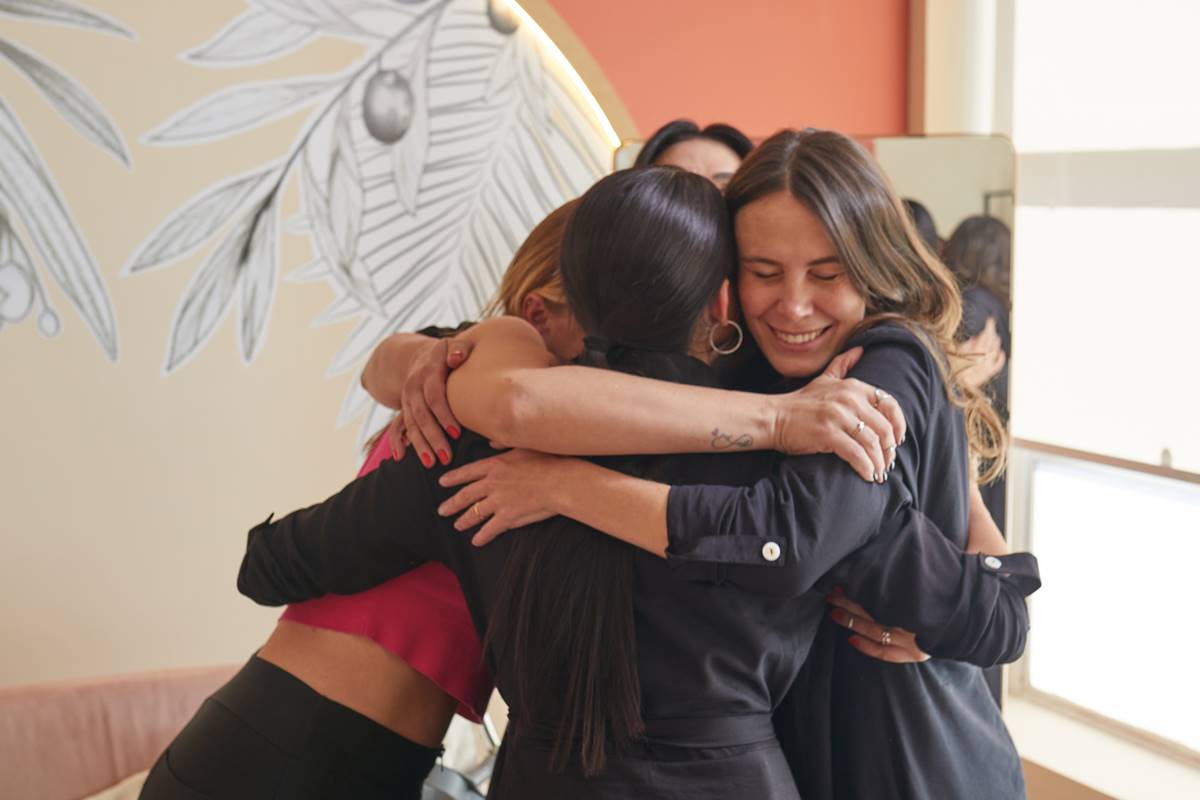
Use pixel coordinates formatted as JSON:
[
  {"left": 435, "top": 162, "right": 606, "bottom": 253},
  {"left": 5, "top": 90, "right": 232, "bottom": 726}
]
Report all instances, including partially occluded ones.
[
  {"left": 0, "top": 0, "right": 132, "bottom": 38},
  {"left": 0, "top": 38, "right": 129, "bottom": 164},
  {"left": 0, "top": 0, "right": 133, "bottom": 357},
  {"left": 186, "top": 8, "right": 316, "bottom": 66},
  {"left": 0, "top": 99, "right": 117, "bottom": 356},
  {"left": 0, "top": 211, "right": 51, "bottom": 332},
  {"left": 125, "top": 163, "right": 281, "bottom": 275},
  {"left": 145, "top": 76, "right": 340, "bottom": 145},
  {"left": 137, "top": 0, "right": 614, "bottom": 445}
]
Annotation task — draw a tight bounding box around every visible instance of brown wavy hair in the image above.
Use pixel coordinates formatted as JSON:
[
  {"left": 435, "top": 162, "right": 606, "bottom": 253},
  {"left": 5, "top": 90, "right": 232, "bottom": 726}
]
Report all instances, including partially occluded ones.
[{"left": 725, "top": 129, "right": 1006, "bottom": 482}]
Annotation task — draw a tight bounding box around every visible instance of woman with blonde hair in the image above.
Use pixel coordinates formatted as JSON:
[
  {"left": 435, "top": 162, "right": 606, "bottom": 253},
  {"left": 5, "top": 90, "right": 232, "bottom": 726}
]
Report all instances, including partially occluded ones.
[{"left": 142, "top": 200, "right": 580, "bottom": 800}]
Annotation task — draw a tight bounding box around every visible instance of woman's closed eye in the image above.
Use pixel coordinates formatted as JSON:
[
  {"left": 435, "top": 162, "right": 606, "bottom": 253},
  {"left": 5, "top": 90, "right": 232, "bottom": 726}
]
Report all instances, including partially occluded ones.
[{"left": 810, "top": 270, "right": 844, "bottom": 283}]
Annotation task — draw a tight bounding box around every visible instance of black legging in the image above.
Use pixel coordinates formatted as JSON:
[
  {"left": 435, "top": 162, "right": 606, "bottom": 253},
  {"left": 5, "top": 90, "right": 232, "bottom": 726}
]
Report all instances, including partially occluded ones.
[{"left": 140, "top": 655, "right": 440, "bottom": 799}]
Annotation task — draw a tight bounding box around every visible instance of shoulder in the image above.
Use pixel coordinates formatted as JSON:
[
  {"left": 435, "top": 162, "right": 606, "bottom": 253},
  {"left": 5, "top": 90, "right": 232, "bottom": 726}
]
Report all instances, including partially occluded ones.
[
  {"left": 845, "top": 322, "right": 946, "bottom": 426},
  {"left": 465, "top": 316, "right": 542, "bottom": 343}
]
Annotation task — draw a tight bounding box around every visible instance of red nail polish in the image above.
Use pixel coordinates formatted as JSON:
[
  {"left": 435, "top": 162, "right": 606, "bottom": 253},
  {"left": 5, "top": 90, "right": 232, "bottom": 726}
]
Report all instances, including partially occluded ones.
[
  {"left": 447, "top": 426, "right": 461, "bottom": 440},
  {"left": 437, "top": 449, "right": 450, "bottom": 465},
  {"left": 830, "top": 609, "right": 845, "bottom": 623},
  {"left": 420, "top": 452, "right": 434, "bottom": 468},
  {"left": 847, "top": 636, "right": 862, "bottom": 649}
]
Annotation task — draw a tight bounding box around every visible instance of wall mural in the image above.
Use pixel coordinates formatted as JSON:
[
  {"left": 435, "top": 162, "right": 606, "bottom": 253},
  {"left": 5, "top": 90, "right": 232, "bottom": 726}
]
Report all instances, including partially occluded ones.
[
  {"left": 129, "top": 0, "right": 612, "bottom": 440},
  {"left": 0, "top": 0, "right": 131, "bottom": 359}
]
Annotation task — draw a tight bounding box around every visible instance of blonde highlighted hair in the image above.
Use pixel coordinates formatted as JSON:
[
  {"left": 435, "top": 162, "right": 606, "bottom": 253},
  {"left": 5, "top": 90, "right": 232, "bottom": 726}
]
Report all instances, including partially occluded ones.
[
  {"left": 481, "top": 198, "right": 578, "bottom": 318},
  {"left": 726, "top": 129, "right": 1007, "bottom": 482}
]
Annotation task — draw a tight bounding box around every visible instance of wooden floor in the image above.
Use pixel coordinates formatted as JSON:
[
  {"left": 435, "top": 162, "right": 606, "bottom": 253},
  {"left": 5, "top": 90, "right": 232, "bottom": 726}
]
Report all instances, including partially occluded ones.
[{"left": 1023, "top": 760, "right": 1115, "bottom": 800}]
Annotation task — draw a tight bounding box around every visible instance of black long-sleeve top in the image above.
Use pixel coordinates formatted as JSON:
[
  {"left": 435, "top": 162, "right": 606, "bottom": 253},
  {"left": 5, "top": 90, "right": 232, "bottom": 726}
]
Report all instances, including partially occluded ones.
[
  {"left": 667, "top": 324, "right": 1033, "bottom": 799},
  {"left": 238, "top": 333, "right": 1037, "bottom": 798}
]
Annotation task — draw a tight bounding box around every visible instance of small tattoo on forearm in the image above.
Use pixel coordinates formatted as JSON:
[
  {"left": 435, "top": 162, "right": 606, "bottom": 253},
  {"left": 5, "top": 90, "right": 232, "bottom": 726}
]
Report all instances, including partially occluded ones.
[{"left": 711, "top": 428, "right": 753, "bottom": 450}]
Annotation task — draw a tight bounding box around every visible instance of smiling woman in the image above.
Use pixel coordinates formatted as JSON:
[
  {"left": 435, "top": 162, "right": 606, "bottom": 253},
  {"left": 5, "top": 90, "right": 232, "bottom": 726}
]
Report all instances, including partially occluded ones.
[{"left": 736, "top": 192, "right": 867, "bottom": 378}]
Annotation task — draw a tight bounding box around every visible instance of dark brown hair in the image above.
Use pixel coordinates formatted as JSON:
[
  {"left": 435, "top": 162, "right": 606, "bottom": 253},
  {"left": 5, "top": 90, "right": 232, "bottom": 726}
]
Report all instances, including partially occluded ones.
[
  {"left": 943, "top": 214, "right": 1011, "bottom": 307},
  {"left": 488, "top": 167, "right": 735, "bottom": 776}
]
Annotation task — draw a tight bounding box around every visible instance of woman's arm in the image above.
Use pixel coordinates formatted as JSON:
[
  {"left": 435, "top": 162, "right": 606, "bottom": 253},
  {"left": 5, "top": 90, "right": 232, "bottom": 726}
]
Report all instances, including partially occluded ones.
[
  {"left": 237, "top": 453, "right": 452, "bottom": 605},
  {"left": 362, "top": 333, "right": 440, "bottom": 409},
  {"left": 444, "top": 318, "right": 905, "bottom": 482}
]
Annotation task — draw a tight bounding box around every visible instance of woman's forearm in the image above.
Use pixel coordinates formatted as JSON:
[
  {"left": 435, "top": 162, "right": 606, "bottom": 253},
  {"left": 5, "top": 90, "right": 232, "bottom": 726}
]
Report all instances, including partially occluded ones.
[
  {"left": 454, "top": 364, "right": 778, "bottom": 457},
  {"left": 361, "top": 333, "right": 435, "bottom": 409},
  {"left": 549, "top": 459, "right": 670, "bottom": 556}
]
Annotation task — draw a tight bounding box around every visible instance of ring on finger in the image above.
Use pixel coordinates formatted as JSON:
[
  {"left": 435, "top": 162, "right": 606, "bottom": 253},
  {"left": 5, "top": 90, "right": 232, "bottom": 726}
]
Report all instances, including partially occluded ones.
[
  {"left": 880, "top": 628, "right": 893, "bottom": 647},
  {"left": 847, "top": 616, "right": 855, "bottom": 631},
  {"left": 854, "top": 419, "right": 865, "bottom": 435},
  {"left": 472, "top": 502, "right": 482, "bottom": 521},
  {"left": 873, "top": 387, "right": 889, "bottom": 407}
]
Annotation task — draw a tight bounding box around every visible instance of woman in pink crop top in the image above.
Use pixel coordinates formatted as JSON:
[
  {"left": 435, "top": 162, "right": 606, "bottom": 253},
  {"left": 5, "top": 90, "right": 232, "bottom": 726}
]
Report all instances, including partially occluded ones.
[{"left": 141, "top": 201, "right": 584, "bottom": 800}]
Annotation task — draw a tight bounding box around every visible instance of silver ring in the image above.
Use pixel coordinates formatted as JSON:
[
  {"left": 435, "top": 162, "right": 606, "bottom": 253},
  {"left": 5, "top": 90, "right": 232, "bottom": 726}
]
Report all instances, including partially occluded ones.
[
  {"left": 874, "top": 387, "right": 889, "bottom": 406},
  {"left": 847, "top": 617, "right": 855, "bottom": 631},
  {"left": 880, "top": 629, "right": 892, "bottom": 647},
  {"left": 854, "top": 419, "right": 865, "bottom": 435}
]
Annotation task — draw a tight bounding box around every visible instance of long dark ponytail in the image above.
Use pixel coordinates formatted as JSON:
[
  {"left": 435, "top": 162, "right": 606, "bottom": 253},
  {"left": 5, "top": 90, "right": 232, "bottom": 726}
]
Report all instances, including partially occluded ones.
[{"left": 486, "top": 167, "right": 734, "bottom": 776}]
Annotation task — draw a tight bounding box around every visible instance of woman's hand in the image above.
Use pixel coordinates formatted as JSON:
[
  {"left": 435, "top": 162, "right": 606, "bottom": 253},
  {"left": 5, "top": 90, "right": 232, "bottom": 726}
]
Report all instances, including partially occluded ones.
[
  {"left": 826, "top": 588, "right": 930, "bottom": 664},
  {"left": 399, "top": 337, "right": 474, "bottom": 468},
  {"left": 437, "top": 448, "right": 568, "bottom": 546},
  {"left": 771, "top": 347, "right": 908, "bottom": 483}
]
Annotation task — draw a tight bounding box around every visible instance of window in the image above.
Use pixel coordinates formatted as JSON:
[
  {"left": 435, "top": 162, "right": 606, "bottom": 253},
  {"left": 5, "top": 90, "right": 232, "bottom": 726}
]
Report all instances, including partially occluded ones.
[
  {"left": 1006, "top": 0, "right": 1200, "bottom": 768},
  {"left": 1015, "top": 452, "right": 1200, "bottom": 753}
]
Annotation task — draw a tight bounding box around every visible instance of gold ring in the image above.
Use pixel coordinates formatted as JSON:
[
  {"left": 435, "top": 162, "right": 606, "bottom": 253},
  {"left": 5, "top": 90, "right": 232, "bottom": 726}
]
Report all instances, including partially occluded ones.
[
  {"left": 473, "top": 502, "right": 482, "bottom": 520},
  {"left": 847, "top": 616, "right": 855, "bottom": 631}
]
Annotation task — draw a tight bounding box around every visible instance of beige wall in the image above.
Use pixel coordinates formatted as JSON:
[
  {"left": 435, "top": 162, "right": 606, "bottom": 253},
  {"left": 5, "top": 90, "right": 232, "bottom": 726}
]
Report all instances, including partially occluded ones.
[
  {"left": 0, "top": 1, "right": 368, "bottom": 686},
  {"left": 0, "top": 0, "right": 612, "bottom": 687}
]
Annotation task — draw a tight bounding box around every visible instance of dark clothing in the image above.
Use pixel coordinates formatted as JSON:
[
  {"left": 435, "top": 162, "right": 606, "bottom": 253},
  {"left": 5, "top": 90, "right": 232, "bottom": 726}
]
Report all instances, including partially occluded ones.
[
  {"left": 139, "top": 655, "right": 439, "bottom": 800},
  {"left": 668, "top": 325, "right": 1030, "bottom": 799},
  {"left": 961, "top": 285, "right": 1010, "bottom": 425},
  {"left": 961, "top": 284, "right": 1010, "bottom": 535},
  {"left": 238, "top": 333, "right": 1037, "bottom": 799}
]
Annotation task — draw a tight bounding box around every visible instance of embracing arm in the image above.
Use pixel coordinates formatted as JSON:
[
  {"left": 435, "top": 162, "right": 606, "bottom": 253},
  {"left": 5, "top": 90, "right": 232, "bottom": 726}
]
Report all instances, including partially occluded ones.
[
  {"left": 362, "top": 333, "right": 439, "bottom": 410},
  {"left": 445, "top": 318, "right": 903, "bottom": 481},
  {"left": 237, "top": 458, "right": 447, "bottom": 606}
]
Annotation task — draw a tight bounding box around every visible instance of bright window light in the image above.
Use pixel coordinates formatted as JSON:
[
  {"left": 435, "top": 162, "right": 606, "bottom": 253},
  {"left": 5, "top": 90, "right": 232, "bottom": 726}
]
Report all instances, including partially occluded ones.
[
  {"left": 1011, "top": 205, "right": 1200, "bottom": 474},
  {"left": 1026, "top": 458, "right": 1200, "bottom": 751},
  {"left": 1013, "top": 1, "right": 1200, "bottom": 152}
]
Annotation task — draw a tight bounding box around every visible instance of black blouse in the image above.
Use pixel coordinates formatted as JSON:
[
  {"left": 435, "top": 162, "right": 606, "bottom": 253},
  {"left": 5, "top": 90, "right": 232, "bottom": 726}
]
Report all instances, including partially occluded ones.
[
  {"left": 665, "top": 324, "right": 1034, "bottom": 799},
  {"left": 237, "top": 333, "right": 1037, "bottom": 798}
]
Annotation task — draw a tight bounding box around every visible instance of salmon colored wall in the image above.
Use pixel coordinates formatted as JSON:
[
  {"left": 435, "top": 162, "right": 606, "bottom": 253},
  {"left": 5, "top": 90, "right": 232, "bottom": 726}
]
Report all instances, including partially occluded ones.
[{"left": 546, "top": 0, "right": 909, "bottom": 139}]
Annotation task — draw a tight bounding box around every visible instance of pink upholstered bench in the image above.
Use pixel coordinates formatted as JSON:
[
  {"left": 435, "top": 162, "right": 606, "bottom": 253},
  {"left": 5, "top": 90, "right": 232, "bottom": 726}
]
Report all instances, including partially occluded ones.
[{"left": 0, "top": 665, "right": 236, "bottom": 800}]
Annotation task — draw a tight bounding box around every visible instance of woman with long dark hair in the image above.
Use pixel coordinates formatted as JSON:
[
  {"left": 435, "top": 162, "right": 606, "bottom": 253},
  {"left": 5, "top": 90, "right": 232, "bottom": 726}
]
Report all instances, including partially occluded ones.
[
  {"left": 424, "top": 131, "right": 1032, "bottom": 799},
  {"left": 236, "top": 165, "right": 1036, "bottom": 798}
]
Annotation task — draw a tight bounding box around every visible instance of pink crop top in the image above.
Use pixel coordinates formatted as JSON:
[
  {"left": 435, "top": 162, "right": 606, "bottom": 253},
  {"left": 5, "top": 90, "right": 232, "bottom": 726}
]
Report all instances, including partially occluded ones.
[{"left": 281, "top": 436, "right": 493, "bottom": 722}]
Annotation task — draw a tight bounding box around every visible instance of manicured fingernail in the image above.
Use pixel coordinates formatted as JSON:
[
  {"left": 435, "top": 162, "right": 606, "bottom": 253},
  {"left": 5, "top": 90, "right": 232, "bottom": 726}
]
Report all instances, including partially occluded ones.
[
  {"left": 451, "top": 350, "right": 464, "bottom": 360},
  {"left": 830, "top": 609, "right": 846, "bottom": 624},
  {"left": 420, "top": 452, "right": 434, "bottom": 468},
  {"left": 447, "top": 426, "right": 461, "bottom": 440},
  {"left": 437, "top": 449, "right": 450, "bottom": 465},
  {"left": 871, "top": 471, "right": 878, "bottom": 482},
  {"left": 437, "top": 503, "right": 448, "bottom": 516},
  {"left": 847, "top": 636, "right": 863, "bottom": 650}
]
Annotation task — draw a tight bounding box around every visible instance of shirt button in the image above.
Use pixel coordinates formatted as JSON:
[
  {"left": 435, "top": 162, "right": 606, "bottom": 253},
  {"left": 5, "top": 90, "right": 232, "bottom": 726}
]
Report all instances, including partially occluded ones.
[
  {"left": 762, "top": 542, "right": 781, "bottom": 562},
  {"left": 984, "top": 556, "right": 1002, "bottom": 570}
]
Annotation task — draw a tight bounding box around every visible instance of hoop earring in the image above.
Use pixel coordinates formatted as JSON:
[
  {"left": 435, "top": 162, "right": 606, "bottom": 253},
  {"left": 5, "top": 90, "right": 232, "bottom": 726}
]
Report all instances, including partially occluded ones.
[{"left": 708, "top": 319, "right": 743, "bottom": 355}]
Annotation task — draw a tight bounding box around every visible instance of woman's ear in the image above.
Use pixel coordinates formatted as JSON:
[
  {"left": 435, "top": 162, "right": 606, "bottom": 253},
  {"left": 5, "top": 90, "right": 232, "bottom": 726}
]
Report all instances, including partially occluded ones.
[
  {"left": 707, "top": 279, "right": 733, "bottom": 324},
  {"left": 521, "top": 292, "right": 551, "bottom": 336}
]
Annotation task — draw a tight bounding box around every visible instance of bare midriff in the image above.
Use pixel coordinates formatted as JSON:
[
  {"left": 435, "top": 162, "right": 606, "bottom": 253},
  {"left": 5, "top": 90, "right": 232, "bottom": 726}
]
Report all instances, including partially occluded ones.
[{"left": 257, "top": 620, "right": 458, "bottom": 748}]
